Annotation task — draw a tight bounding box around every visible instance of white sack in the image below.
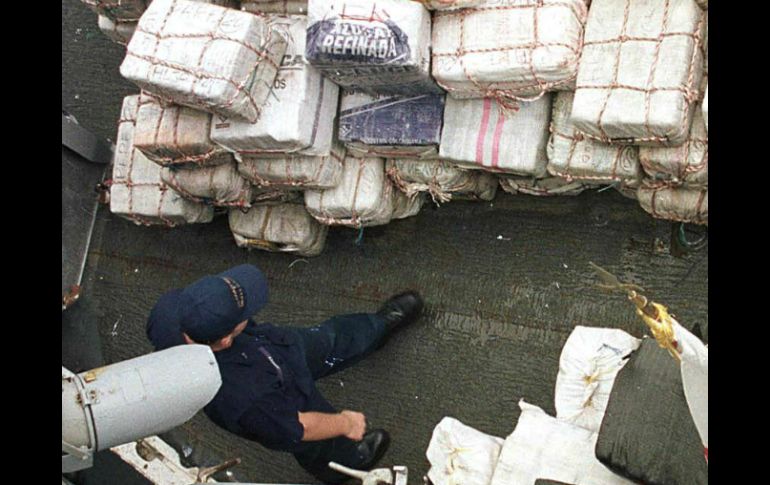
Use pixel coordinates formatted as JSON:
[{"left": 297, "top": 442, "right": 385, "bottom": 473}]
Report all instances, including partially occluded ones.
[
  {"left": 571, "top": 0, "right": 706, "bottom": 146},
  {"left": 637, "top": 182, "right": 708, "bottom": 225},
  {"left": 229, "top": 203, "right": 328, "bottom": 256},
  {"left": 426, "top": 417, "right": 504, "bottom": 485},
  {"left": 499, "top": 175, "right": 585, "bottom": 196},
  {"left": 121, "top": 0, "right": 287, "bottom": 122},
  {"left": 305, "top": 0, "right": 439, "bottom": 95},
  {"left": 160, "top": 161, "right": 253, "bottom": 207},
  {"left": 304, "top": 157, "right": 395, "bottom": 227},
  {"left": 210, "top": 15, "right": 339, "bottom": 156},
  {"left": 671, "top": 321, "right": 708, "bottom": 457},
  {"left": 98, "top": 15, "right": 138, "bottom": 45},
  {"left": 238, "top": 144, "right": 346, "bottom": 190},
  {"left": 241, "top": 1, "right": 308, "bottom": 14},
  {"left": 440, "top": 96, "right": 551, "bottom": 176},
  {"left": 555, "top": 326, "right": 641, "bottom": 433},
  {"left": 490, "top": 400, "right": 635, "bottom": 485},
  {"left": 391, "top": 190, "right": 424, "bottom": 220},
  {"left": 387, "top": 159, "right": 497, "bottom": 203},
  {"left": 133, "top": 94, "right": 234, "bottom": 167},
  {"left": 547, "top": 92, "right": 641, "bottom": 187},
  {"left": 639, "top": 102, "right": 707, "bottom": 188},
  {"left": 432, "top": 0, "right": 588, "bottom": 100},
  {"left": 110, "top": 95, "right": 214, "bottom": 226}
]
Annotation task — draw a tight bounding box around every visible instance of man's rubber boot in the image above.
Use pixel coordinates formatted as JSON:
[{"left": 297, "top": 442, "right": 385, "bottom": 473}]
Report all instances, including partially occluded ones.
[
  {"left": 375, "top": 291, "right": 424, "bottom": 348},
  {"left": 356, "top": 429, "right": 391, "bottom": 472}
]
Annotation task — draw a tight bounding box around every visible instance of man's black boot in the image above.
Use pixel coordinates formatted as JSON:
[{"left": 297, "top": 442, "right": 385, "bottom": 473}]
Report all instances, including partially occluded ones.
[
  {"left": 376, "top": 291, "right": 424, "bottom": 348},
  {"left": 356, "top": 429, "right": 391, "bottom": 471}
]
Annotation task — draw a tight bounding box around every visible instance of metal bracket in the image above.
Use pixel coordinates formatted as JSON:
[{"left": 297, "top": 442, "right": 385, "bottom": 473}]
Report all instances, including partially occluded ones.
[{"left": 62, "top": 111, "right": 114, "bottom": 165}]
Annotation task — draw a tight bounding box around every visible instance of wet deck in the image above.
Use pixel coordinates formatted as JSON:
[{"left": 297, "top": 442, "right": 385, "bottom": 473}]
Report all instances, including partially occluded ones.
[{"left": 63, "top": 2, "right": 708, "bottom": 483}]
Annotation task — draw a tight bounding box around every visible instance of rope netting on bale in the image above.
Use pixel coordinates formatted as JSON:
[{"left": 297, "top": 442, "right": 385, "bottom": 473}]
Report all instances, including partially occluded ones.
[
  {"left": 547, "top": 92, "right": 641, "bottom": 187},
  {"left": 432, "top": 0, "right": 588, "bottom": 109},
  {"left": 571, "top": 0, "right": 706, "bottom": 146},
  {"left": 238, "top": 148, "right": 345, "bottom": 190},
  {"left": 134, "top": 93, "right": 234, "bottom": 168},
  {"left": 161, "top": 162, "right": 254, "bottom": 209},
  {"left": 120, "top": 0, "right": 286, "bottom": 122},
  {"left": 637, "top": 181, "right": 708, "bottom": 226},
  {"left": 228, "top": 203, "right": 328, "bottom": 257}
]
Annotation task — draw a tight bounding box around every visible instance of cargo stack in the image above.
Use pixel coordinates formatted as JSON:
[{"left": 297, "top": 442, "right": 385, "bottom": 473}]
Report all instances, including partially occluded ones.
[{"left": 98, "top": 0, "right": 709, "bottom": 256}]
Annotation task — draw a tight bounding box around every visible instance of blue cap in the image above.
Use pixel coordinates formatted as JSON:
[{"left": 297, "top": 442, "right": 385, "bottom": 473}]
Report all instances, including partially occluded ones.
[{"left": 178, "top": 265, "right": 269, "bottom": 343}]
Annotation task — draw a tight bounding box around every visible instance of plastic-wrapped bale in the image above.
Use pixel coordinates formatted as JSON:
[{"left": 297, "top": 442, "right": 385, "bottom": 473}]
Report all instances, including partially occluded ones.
[
  {"left": 82, "top": 0, "right": 146, "bottom": 21},
  {"left": 571, "top": 0, "right": 706, "bottom": 146},
  {"left": 702, "top": 85, "right": 708, "bottom": 132},
  {"left": 639, "top": 102, "right": 707, "bottom": 188},
  {"left": 637, "top": 182, "right": 707, "bottom": 225},
  {"left": 241, "top": 1, "right": 307, "bottom": 14},
  {"left": 339, "top": 91, "right": 445, "bottom": 159},
  {"left": 499, "top": 175, "right": 585, "bottom": 196},
  {"left": 110, "top": 95, "right": 214, "bottom": 226},
  {"left": 554, "top": 327, "right": 641, "bottom": 434},
  {"left": 133, "top": 94, "right": 234, "bottom": 168},
  {"left": 547, "top": 92, "right": 641, "bottom": 187},
  {"left": 120, "top": 0, "right": 287, "bottom": 122},
  {"left": 238, "top": 144, "right": 346, "bottom": 190},
  {"left": 304, "top": 157, "right": 395, "bottom": 227},
  {"left": 596, "top": 338, "right": 708, "bottom": 485},
  {"left": 426, "top": 417, "right": 504, "bottom": 485},
  {"left": 305, "top": 0, "right": 440, "bottom": 95},
  {"left": 432, "top": 0, "right": 588, "bottom": 101},
  {"left": 386, "top": 159, "right": 497, "bottom": 203},
  {"left": 490, "top": 401, "right": 634, "bottom": 485},
  {"left": 98, "top": 15, "right": 138, "bottom": 45},
  {"left": 228, "top": 203, "right": 328, "bottom": 256},
  {"left": 440, "top": 96, "right": 551, "bottom": 176},
  {"left": 210, "top": 15, "right": 339, "bottom": 157},
  {"left": 160, "top": 162, "right": 253, "bottom": 208}
]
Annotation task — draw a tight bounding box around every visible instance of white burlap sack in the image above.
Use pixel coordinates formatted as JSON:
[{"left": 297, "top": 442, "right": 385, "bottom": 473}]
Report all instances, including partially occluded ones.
[
  {"left": 547, "top": 92, "right": 641, "bottom": 187},
  {"left": 432, "top": 0, "right": 588, "bottom": 100},
  {"left": 210, "top": 15, "right": 339, "bottom": 156},
  {"left": 670, "top": 321, "right": 708, "bottom": 459},
  {"left": 304, "top": 157, "right": 395, "bottom": 227},
  {"left": 637, "top": 182, "right": 708, "bottom": 225},
  {"left": 571, "top": 0, "right": 706, "bottom": 146},
  {"left": 121, "top": 0, "right": 287, "bottom": 122},
  {"left": 241, "top": 1, "right": 307, "bottom": 14},
  {"left": 110, "top": 95, "right": 214, "bottom": 226},
  {"left": 702, "top": 85, "right": 708, "bottom": 132},
  {"left": 490, "top": 401, "right": 635, "bottom": 485},
  {"left": 392, "top": 190, "right": 424, "bottom": 219},
  {"left": 339, "top": 91, "right": 445, "bottom": 160},
  {"left": 555, "top": 326, "right": 641, "bottom": 433},
  {"left": 639, "top": 102, "right": 707, "bottom": 188},
  {"left": 228, "top": 203, "right": 328, "bottom": 256},
  {"left": 133, "top": 94, "right": 234, "bottom": 168},
  {"left": 499, "top": 175, "right": 585, "bottom": 196},
  {"left": 387, "top": 159, "right": 497, "bottom": 203},
  {"left": 440, "top": 96, "right": 551, "bottom": 176},
  {"left": 83, "top": 0, "right": 146, "bottom": 21},
  {"left": 98, "top": 15, "right": 137, "bottom": 45},
  {"left": 238, "top": 144, "right": 346, "bottom": 190},
  {"left": 426, "top": 417, "right": 504, "bottom": 485},
  {"left": 306, "top": 0, "right": 439, "bottom": 95},
  {"left": 160, "top": 161, "right": 253, "bottom": 208}
]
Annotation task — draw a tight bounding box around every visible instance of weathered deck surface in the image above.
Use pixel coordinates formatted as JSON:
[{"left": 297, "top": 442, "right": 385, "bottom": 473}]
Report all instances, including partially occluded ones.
[{"left": 63, "top": 2, "right": 708, "bottom": 483}]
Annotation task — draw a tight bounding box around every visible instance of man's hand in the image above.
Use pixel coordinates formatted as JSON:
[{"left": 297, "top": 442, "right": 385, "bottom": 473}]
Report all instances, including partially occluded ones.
[
  {"left": 298, "top": 410, "right": 368, "bottom": 442},
  {"left": 341, "top": 410, "right": 367, "bottom": 441}
]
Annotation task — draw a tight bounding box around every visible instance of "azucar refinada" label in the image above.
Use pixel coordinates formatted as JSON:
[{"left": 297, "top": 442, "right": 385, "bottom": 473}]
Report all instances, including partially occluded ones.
[{"left": 306, "top": 18, "right": 411, "bottom": 65}]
